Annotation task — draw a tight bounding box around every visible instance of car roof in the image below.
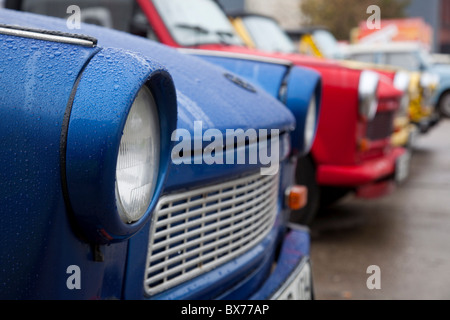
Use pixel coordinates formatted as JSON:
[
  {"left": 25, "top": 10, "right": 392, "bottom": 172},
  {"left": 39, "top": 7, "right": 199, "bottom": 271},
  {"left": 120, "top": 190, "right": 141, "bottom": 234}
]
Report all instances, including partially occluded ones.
[{"left": 343, "top": 42, "right": 427, "bottom": 54}]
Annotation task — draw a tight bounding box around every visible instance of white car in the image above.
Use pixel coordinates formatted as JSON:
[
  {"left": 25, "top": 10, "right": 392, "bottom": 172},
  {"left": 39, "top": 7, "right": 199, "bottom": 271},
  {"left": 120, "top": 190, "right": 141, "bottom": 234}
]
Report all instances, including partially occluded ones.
[{"left": 342, "top": 42, "right": 450, "bottom": 119}]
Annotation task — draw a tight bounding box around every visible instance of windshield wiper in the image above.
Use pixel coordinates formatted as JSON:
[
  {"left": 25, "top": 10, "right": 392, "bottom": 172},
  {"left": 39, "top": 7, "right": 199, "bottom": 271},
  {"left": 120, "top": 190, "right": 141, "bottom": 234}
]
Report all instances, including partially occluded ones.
[
  {"left": 215, "top": 30, "right": 239, "bottom": 45},
  {"left": 175, "top": 24, "right": 239, "bottom": 46},
  {"left": 216, "top": 30, "right": 234, "bottom": 37},
  {"left": 175, "top": 23, "right": 209, "bottom": 34}
]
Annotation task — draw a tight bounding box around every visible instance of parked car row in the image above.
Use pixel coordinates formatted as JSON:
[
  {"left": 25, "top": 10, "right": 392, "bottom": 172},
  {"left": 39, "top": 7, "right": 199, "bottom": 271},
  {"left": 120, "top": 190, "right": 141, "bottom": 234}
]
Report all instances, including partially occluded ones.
[
  {"left": 0, "top": 0, "right": 438, "bottom": 300},
  {"left": 287, "top": 25, "right": 443, "bottom": 129}
]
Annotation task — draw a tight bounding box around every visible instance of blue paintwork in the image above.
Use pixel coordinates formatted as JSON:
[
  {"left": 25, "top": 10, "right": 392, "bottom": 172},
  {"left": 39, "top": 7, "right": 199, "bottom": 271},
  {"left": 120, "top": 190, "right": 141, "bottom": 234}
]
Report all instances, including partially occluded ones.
[
  {"left": 249, "top": 226, "right": 310, "bottom": 300},
  {"left": 0, "top": 8, "right": 311, "bottom": 300},
  {"left": 66, "top": 48, "right": 178, "bottom": 244},
  {"left": 197, "top": 55, "right": 322, "bottom": 153},
  {"left": 198, "top": 56, "right": 288, "bottom": 98},
  {"left": 284, "top": 66, "right": 322, "bottom": 154},
  {"left": 430, "top": 64, "right": 450, "bottom": 105}
]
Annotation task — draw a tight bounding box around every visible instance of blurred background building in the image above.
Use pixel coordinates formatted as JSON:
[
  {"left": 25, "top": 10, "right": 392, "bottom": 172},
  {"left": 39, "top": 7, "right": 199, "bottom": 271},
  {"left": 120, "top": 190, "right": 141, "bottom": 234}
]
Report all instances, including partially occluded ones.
[
  {"left": 219, "top": 0, "right": 450, "bottom": 53},
  {"left": 219, "top": 0, "right": 304, "bottom": 29},
  {"left": 407, "top": 0, "right": 450, "bottom": 53}
]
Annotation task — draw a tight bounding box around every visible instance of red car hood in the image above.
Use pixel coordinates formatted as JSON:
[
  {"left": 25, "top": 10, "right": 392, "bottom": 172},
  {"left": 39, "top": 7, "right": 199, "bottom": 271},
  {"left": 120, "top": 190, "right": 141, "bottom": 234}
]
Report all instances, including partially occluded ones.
[{"left": 197, "top": 44, "right": 356, "bottom": 71}]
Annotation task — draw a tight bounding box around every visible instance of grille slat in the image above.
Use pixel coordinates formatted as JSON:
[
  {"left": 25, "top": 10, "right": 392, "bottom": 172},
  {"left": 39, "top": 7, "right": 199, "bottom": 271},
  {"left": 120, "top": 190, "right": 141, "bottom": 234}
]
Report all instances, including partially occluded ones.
[
  {"left": 151, "top": 180, "right": 276, "bottom": 242},
  {"left": 145, "top": 213, "right": 273, "bottom": 281},
  {"left": 144, "top": 172, "right": 279, "bottom": 296},
  {"left": 156, "top": 176, "right": 268, "bottom": 219},
  {"left": 156, "top": 178, "right": 270, "bottom": 232},
  {"left": 366, "top": 110, "right": 395, "bottom": 141},
  {"left": 147, "top": 192, "right": 276, "bottom": 266}
]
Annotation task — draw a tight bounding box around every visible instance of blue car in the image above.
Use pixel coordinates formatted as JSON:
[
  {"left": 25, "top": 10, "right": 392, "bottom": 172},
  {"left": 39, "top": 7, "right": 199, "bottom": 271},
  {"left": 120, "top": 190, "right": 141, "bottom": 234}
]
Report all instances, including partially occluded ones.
[
  {"left": 6, "top": 0, "right": 323, "bottom": 224},
  {"left": 0, "top": 8, "right": 318, "bottom": 300}
]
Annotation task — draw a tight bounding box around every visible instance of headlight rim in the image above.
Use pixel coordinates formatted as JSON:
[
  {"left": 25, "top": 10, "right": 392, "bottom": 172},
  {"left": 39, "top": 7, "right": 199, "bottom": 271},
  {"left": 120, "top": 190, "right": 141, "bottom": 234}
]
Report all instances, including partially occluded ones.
[
  {"left": 393, "top": 71, "right": 411, "bottom": 93},
  {"left": 115, "top": 85, "right": 161, "bottom": 225},
  {"left": 303, "top": 94, "right": 318, "bottom": 155},
  {"left": 358, "top": 70, "right": 380, "bottom": 122},
  {"left": 63, "top": 48, "right": 178, "bottom": 244}
]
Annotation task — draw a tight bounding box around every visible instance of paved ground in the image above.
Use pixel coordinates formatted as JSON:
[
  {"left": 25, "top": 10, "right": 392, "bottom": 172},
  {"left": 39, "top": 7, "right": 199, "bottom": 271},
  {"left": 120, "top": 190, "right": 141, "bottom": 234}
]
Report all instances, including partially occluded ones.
[{"left": 310, "top": 119, "right": 450, "bottom": 300}]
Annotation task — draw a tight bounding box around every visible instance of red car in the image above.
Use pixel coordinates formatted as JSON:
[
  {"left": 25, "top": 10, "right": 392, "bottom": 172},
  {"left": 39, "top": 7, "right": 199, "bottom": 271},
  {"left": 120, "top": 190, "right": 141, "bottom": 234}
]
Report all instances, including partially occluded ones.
[{"left": 135, "top": 0, "right": 408, "bottom": 224}]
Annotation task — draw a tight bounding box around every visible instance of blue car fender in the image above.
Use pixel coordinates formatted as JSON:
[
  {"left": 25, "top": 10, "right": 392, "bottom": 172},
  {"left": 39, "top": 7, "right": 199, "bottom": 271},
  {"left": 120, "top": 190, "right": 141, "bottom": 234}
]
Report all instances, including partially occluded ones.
[{"left": 284, "top": 65, "right": 322, "bottom": 155}]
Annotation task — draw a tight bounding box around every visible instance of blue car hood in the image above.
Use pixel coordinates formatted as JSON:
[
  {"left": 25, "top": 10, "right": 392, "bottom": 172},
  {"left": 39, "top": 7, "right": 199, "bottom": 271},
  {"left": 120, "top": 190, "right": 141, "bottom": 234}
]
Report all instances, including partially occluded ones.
[{"left": 0, "top": 9, "right": 295, "bottom": 135}]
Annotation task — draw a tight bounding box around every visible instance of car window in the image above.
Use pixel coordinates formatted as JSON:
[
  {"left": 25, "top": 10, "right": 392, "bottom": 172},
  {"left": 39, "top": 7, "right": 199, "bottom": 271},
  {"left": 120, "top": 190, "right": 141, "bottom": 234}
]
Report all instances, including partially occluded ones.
[
  {"left": 152, "top": 0, "right": 243, "bottom": 46},
  {"left": 241, "top": 16, "right": 296, "bottom": 54},
  {"left": 312, "top": 30, "right": 342, "bottom": 59},
  {"left": 384, "top": 52, "right": 421, "bottom": 71}
]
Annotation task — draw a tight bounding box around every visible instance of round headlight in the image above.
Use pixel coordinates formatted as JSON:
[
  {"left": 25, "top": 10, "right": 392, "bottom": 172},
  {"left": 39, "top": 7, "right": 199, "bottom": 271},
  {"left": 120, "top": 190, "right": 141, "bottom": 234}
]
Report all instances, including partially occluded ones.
[
  {"left": 393, "top": 71, "right": 411, "bottom": 116},
  {"left": 420, "top": 72, "right": 432, "bottom": 88},
  {"left": 304, "top": 95, "right": 317, "bottom": 153},
  {"left": 116, "top": 86, "right": 160, "bottom": 224},
  {"left": 393, "top": 71, "right": 411, "bottom": 92},
  {"left": 399, "top": 92, "right": 410, "bottom": 115},
  {"left": 359, "top": 70, "right": 380, "bottom": 121}
]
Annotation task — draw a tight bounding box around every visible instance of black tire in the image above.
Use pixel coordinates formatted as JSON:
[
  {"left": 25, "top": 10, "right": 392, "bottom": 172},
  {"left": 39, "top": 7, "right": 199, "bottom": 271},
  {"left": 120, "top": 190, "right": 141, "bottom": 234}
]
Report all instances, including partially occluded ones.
[
  {"left": 290, "top": 155, "right": 320, "bottom": 226},
  {"left": 438, "top": 90, "right": 450, "bottom": 118},
  {"left": 319, "top": 186, "right": 351, "bottom": 209}
]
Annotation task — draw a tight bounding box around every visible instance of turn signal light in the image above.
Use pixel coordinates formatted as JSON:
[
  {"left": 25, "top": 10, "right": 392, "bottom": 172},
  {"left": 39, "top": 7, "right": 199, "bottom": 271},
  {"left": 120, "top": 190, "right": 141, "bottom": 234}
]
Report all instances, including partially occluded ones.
[
  {"left": 286, "top": 185, "right": 308, "bottom": 210},
  {"left": 359, "top": 138, "right": 371, "bottom": 152}
]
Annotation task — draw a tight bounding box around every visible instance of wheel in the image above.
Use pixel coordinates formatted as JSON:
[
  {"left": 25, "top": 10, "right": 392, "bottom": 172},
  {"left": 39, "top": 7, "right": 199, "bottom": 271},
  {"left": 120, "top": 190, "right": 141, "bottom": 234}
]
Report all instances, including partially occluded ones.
[
  {"left": 438, "top": 90, "right": 450, "bottom": 118},
  {"left": 319, "top": 186, "right": 350, "bottom": 208},
  {"left": 290, "top": 155, "right": 320, "bottom": 226}
]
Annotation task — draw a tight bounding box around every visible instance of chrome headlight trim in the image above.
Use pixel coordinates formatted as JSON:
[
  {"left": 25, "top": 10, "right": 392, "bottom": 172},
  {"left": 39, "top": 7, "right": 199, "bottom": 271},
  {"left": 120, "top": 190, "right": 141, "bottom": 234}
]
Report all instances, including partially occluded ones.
[
  {"left": 115, "top": 86, "right": 161, "bottom": 224},
  {"left": 303, "top": 95, "right": 317, "bottom": 154},
  {"left": 358, "top": 70, "right": 380, "bottom": 121},
  {"left": 63, "top": 48, "right": 178, "bottom": 244},
  {"left": 393, "top": 71, "right": 411, "bottom": 92}
]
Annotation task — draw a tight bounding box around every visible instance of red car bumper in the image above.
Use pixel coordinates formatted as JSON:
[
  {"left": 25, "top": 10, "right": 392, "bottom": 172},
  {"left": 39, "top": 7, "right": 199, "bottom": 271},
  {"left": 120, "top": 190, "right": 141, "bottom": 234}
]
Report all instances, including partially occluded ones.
[{"left": 316, "top": 147, "right": 407, "bottom": 198}]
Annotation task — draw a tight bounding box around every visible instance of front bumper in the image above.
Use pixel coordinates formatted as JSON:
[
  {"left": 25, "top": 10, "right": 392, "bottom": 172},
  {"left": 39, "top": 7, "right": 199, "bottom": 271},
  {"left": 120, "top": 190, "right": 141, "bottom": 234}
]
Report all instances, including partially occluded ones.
[
  {"left": 316, "top": 147, "right": 406, "bottom": 195},
  {"left": 249, "top": 224, "right": 312, "bottom": 300},
  {"left": 413, "top": 112, "right": 440, "bottom": 134}
]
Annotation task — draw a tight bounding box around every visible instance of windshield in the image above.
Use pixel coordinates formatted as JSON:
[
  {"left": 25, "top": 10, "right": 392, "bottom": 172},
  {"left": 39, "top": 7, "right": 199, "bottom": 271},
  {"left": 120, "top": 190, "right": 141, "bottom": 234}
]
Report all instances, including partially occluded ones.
[
  {"left": 241, "top": 16, "right": 296, "bottom": 54},
  {"left": 418, "top": 49, "right": 433, "bottom": 69},
  {"left": 312, "top": 30, "right": 343, "bottom": 59},
  {"left": 152, "top": 0, "right": 243, "bottom": 46},
  {"left": 384, "top": 52, "right": 423, "bottom": 71}
]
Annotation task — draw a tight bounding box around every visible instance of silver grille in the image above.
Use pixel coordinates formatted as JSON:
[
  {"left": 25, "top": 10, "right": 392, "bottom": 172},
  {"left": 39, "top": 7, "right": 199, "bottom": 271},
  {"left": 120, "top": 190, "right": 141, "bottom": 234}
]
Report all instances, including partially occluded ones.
[{"left": 144, "top": 172, "right": 280, "bottom": 296}]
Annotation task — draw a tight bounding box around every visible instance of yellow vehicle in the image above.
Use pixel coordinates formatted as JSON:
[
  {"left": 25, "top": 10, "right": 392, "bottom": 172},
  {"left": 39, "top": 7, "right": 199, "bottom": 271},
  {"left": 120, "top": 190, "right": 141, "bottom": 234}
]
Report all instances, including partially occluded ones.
[{"left": 229, "top": 15, "right": 418, "bottom": 149}]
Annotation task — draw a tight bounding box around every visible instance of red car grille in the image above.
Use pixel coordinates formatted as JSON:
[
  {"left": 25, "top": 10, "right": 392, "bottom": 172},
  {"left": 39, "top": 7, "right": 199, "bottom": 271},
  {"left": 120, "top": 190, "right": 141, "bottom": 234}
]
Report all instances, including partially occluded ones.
[{"left": 366, "top": 111, "right": 395, "bottom": 141}]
